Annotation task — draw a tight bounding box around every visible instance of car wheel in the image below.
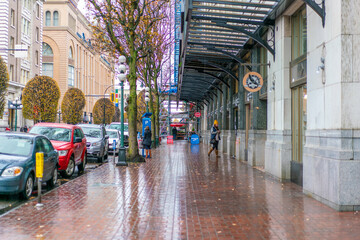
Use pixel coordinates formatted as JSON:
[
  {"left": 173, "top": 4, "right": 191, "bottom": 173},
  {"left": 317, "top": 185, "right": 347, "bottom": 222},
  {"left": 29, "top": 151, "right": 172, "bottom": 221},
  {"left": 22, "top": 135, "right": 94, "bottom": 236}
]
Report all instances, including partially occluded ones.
[
  {"left": 47, "top": 167, "right": 58, "bottom": 188},
  {"left": 21, "top": 174, "right": 34, "bottom": 200},
  {"left": 78, "top": 154, "right": 86, "bottom": 174},
  {"left": 97, "top": 152, "right": 104, "bottom": 163},
  {"left": 61, "top": 156, "right": 75, "bottom": 178}
]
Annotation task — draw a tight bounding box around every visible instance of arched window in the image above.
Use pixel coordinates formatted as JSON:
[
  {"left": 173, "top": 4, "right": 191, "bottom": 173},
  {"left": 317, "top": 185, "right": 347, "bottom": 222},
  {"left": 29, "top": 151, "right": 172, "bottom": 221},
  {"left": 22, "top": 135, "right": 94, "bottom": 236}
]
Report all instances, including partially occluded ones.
[
  {"left": 42, "top": 42, "right": 53, "bottom": 56},
  {"left": 42, "top": 42, "right": 54, "bottom": 78},
  {"left": 53, "top": 11, "right": 59, "bottom": 26},
  {"left": 69, "top": 47, "right": 73, "bottom": 59},
  {"left": 45, "top": 11, "right": 51, "bottom": 26}
]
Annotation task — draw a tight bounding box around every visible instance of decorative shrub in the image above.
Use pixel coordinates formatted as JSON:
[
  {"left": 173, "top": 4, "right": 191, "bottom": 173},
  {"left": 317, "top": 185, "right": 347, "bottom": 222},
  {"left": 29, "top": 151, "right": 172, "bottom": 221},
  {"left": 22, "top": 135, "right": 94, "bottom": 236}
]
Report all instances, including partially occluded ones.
[
  {"left": 61, "top": 88, "right": 86, "bottom": 124},
  {"left": 93, "top": 98, "right": 115, "bottom": 124}
]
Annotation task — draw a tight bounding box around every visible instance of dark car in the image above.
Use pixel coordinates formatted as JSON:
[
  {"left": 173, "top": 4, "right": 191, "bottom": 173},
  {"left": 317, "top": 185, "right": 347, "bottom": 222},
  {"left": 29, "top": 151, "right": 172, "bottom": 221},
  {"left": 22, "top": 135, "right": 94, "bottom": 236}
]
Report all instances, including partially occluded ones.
[
  {"left": 0, "top": 133, "right": 58, "bottom": 199},
  {"left": 29, "top": 123, "right": 87, "bottom": 178},
  {"left": 77, "top": 124, "right": 109, "bottom": 163}
]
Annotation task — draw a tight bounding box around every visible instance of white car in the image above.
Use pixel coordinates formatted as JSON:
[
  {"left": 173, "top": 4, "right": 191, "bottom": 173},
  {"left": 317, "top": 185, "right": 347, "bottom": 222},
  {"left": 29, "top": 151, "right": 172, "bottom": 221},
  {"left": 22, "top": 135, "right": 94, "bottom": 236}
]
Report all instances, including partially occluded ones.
[
  {"left": 106, "top": 129, "right": 121, "bottom": 155},
  {"left": 107, "top": 122, "right": 129, "bottom": 146}
]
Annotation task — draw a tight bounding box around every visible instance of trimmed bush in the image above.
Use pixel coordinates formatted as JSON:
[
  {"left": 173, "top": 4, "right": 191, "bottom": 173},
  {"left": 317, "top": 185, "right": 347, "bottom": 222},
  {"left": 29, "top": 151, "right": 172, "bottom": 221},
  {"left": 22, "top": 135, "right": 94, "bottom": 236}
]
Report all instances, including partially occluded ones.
[
  {"left": 93, "top": 98, "right": 115, "bottom": 124},
  {"left": 61, "top": 88, "right": 86, "bottom": 124},
  {"left": 0, "top": 56, "right": 9, "bottom": 118},
  {"left": 22, "top": 76, "right": 60, "bottom": 122}
]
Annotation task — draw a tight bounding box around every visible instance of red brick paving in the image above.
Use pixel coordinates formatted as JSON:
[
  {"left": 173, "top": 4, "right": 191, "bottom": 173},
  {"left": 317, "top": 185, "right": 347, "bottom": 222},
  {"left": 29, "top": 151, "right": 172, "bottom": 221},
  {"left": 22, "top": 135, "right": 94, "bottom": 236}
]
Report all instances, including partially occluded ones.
[{"left": 0, "top": 141, "right": 360, "bottom": 239}]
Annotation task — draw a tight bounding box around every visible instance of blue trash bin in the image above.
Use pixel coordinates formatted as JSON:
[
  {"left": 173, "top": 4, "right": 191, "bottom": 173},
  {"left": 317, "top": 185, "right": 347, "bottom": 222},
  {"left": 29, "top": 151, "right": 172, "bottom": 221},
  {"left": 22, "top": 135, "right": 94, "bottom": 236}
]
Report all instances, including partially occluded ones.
[{"left": 190, "top": 134, "right": 200, "bottom": 145}]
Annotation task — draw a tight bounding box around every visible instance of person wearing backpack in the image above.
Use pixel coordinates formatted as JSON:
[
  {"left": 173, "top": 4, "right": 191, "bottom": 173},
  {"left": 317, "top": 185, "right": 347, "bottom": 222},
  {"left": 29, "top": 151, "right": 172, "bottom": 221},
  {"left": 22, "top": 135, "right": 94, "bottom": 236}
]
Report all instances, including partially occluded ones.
[{"left": 208, "top": 120, "right": 221, "bottom": 157}]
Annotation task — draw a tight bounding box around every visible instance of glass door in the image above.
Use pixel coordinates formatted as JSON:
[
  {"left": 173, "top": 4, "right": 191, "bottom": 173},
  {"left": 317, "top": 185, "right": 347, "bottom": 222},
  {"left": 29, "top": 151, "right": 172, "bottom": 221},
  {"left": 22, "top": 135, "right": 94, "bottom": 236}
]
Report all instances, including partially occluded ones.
[{"left": 291, "top": 85, "right": 307, "bottom": 184}]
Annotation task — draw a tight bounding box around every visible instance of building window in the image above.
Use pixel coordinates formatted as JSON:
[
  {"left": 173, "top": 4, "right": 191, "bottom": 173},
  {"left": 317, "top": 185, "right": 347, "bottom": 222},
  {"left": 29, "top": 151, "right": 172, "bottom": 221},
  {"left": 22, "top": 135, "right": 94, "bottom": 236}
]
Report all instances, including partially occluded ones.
[
  {"left": 69, "top": 47, "right": 73, "bottom": 59},
  {"left": 21, "top": 69, "right": 30, "bottom": 84},
  {"left": 21, "top": 18, "right": 30, "bottom": 36},
  {"left": 36, "top": 3, "right": 40, "bottom": 18},
  {"left": 291, "top": 7, "right": 307, "bottom": 60},
  {"left": 42, "top": 42, "right": 53, "bottom": 56},
  {"left": 10, "top": 9, "right": 15, "bottom": 27},
  {"left": 53, "top": 11, "right": 59, "bottom": 26},
  {"left": 9, "top": 37, "right": 14, "bottom": 55},
  {"left": 35, "top": 50, "right": 39, "bottom": 65},
  {"left": 68, "top": 66, "right": 75, "bottom": 86},
  {"left": 9, "top": 65, "right": 14, "bottom": 82},
  {"left": 42, "top": 63, "right": 53, "bottom": 78},
  {"left": 23, "top": 0, "right": 30, "bottom": 10},
  {"left": 36, "top": 27, "right": 39, "bottom": 42},
  {"left": 45, "top": 11, "right": 51, "bottom": 26}
]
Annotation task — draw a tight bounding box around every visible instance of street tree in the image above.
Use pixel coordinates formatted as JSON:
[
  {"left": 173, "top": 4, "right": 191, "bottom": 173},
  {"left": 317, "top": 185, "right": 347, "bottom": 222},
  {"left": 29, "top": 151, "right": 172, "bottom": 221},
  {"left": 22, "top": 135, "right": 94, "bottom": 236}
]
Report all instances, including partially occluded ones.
[
  {"left": 22, "top": 76, "right": 60, "bottom": 123},
  {"left": 93, "top": 98, "right": 115, "bottom": 124},
  {"left": 87, "top": 0, "right": 168, "bottom": 161},
  {"left": 138, "top": 10, "right": 172, "bottom": 145},
  {"left": 0, "top": 56, "right": 9, "bottom": 118},
  {"left": 61, "top": 88, "right": 86, "bottom": 124}
]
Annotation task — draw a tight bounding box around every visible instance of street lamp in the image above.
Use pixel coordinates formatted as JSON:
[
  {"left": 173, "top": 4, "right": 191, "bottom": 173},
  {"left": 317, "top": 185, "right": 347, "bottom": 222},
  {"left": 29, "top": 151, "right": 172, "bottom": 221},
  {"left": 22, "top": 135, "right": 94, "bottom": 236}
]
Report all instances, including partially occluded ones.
[
  {"left": 103, "top": 85, "right": 113, "bottom": 125},
  {"left": 117, "top": 55, "right": 128, "bottom": 166},
  {"left": 145, "top": 87, "right": 150, "bottom": 113},
  {"left": 12, "top": 97, "right": 22, "bottom": 131},
  {"left": 57, "top": 107, "right": 61, "bottom": 123}
]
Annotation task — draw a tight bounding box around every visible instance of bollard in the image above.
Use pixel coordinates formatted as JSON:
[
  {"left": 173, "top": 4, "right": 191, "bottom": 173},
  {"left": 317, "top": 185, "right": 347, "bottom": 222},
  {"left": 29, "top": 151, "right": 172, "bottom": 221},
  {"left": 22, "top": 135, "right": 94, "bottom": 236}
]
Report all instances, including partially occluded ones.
[{"left": 35, "top": 152, "right": 44, "bottom": 208}]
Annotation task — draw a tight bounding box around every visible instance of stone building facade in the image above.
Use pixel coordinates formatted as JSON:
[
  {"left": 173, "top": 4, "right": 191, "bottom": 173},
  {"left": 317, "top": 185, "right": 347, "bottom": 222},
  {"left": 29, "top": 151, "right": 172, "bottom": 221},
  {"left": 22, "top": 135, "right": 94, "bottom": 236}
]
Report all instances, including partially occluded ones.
[
  {"left": 192, "top": 0, "right": 360, "bottom": 211},
  {"left": 43, "top": 0, "right": 114, "bottom": 123},
  {"left": 0, "top": 0, "right": 44, "bottom": 129}
]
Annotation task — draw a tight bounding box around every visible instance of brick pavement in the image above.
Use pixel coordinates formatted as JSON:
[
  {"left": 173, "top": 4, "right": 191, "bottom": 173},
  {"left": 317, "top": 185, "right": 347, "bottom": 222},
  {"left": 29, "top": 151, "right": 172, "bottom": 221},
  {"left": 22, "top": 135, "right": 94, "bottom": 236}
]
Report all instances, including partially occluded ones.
[{"left": 1, "top": 141, "right": 360, "bottom": 239}]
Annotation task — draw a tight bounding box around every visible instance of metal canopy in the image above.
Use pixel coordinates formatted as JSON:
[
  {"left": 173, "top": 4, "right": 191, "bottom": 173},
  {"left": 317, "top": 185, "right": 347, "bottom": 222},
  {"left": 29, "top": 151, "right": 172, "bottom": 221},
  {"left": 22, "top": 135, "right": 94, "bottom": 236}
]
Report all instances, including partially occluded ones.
[{"left": 179, "top": 0, "right": 281, "bottom": 103}]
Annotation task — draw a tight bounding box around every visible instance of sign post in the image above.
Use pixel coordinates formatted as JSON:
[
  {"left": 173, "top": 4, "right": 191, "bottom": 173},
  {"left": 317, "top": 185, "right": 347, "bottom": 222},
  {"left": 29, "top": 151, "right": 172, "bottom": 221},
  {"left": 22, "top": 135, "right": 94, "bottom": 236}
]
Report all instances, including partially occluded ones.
[
  {"left": 113, "top": 139, "right": 116, "bottom": 160},
  {"left": 35, "top": 152, "right": 44, "bottom": 207}
]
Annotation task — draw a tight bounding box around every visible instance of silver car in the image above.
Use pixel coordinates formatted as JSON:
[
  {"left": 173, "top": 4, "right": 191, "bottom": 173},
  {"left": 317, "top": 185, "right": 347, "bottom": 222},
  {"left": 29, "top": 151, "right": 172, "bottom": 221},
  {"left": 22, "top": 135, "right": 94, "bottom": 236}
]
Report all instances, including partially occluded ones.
[
  {"left": 106, "top": 129, "right": 121, "bottom": 155},
  {"left": 78, "top": 124, "right": 109, "bottom": 163},
  {"left": 107, "top": 122, "right": 129, "bottom": 146}
]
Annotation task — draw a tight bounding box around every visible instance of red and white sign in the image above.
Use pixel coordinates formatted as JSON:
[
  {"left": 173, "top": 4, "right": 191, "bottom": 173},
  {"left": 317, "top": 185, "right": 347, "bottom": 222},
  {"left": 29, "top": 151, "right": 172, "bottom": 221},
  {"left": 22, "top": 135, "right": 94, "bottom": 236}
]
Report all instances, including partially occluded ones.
[{"left": 195, "top": 112, "right": 201, "bottom": 118}]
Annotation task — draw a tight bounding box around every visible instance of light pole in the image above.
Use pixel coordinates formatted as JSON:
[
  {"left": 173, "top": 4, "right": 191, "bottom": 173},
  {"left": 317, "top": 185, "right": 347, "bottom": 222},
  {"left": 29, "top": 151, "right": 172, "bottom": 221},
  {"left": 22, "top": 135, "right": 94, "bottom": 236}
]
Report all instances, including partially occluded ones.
[
  {"left": 57, "top": 107, "right": 61, "bottom": 123},
  {"left": 116, "top": 55, "right": 128, "bottom": 166},
  {"left": 103, "top": 85, "right": 113, "bottom": 125},
  {"left": 12, "top": 98, "right": 22, "bottom": 131}
]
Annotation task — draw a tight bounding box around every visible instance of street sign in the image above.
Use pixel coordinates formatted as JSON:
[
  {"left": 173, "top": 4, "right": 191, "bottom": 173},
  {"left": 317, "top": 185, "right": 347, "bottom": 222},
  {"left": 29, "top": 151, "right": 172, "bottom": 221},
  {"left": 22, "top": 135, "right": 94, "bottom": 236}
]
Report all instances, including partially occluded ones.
[
  {"left": 14, "top": 45, "right": 28, "bottom": 58},
  {"left": 195, "top": 112, "right": 201, "bottom": 118},
  {"left": 242, "top": 72, "right": 263, "bottom": 93}
]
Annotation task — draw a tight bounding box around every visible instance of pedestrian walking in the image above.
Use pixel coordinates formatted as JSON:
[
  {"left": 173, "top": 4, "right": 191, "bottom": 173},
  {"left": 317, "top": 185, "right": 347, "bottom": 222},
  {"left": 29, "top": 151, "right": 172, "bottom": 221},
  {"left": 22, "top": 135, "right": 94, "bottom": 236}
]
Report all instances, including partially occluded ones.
[
  {"left": 143, "top": 126, "right": 152, "bottom": 159},
  {"left": 23, "top": 125, "right": 28, "bottom": 133},
  {"left": 208, "top": 120, "right": 221, "bottom": 158},
  {"left": 172, "top": 127, "right": 177, "bottom": 140}
]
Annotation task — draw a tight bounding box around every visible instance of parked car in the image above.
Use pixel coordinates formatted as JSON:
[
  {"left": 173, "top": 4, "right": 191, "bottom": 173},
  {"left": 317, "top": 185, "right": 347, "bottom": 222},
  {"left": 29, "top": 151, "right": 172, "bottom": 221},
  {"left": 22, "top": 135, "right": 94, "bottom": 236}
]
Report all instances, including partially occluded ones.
[
  {"left": 29, "top": 123, "right": 87, "bottom": 178},
  {"left": 107, "top": 122, "right": 129, "bottom": 146},
  {"left": 0, "top": 133, "right": 58, "bottom": 199},
  {"left": 77, "top": 124, "right": 109, "bottom": 163},
  {"left": 106, "top": 129, "right": 121, "bottom": 155}
]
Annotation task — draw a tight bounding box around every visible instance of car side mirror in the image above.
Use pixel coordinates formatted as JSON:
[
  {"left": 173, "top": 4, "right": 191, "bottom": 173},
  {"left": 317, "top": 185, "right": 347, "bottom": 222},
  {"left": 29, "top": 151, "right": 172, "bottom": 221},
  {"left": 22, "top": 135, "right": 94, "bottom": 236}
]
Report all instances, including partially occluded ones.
[{"left": 75, "top": 137, "right": 82, "bottom": 143}]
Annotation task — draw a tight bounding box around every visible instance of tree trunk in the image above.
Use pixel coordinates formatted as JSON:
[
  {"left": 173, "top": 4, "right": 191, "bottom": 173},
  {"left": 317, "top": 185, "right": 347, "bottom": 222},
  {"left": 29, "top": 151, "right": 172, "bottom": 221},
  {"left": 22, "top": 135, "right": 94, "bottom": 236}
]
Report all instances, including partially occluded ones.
[
  {"left": 149, "top": 90, "right": 156, "bottom": 147},
  {"left": 127, "top": 46, "right": 143, "bottom": 162},
  {"left": 154, "top": 93, "right": 160, "bottom": 144}
]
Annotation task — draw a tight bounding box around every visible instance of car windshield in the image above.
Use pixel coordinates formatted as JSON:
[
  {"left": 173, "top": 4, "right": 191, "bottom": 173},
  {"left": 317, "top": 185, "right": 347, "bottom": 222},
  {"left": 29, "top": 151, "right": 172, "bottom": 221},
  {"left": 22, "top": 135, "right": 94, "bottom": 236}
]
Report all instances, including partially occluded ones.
[
  {"left": 106, "top": 131, "right": 118, "bottom": 138},
  {"left": 82, "top": 128, "right": 101, "bottom": 138},
  {"left": 30, "top": 127, "right": 71, "bottom": 142},
  {"left": 109, "top": 124, "right": 128, "bottom": 132},
  {"left": 0, "top": 135, "right": 33, "bottom": 157}
]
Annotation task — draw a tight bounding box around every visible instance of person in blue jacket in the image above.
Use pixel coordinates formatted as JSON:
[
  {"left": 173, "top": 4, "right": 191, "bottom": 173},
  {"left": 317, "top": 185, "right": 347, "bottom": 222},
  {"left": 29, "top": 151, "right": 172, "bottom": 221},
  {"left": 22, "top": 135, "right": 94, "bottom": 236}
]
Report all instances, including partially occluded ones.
[{"left": 208, "top": 120, "right": 221, "bottom": 157}]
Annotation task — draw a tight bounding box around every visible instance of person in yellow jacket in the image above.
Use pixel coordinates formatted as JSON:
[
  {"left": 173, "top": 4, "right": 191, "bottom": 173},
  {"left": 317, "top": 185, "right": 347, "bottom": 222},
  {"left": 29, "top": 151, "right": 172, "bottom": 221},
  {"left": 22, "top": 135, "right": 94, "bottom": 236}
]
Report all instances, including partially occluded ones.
[{"left": 208, "top": 120, "right": 221, "bottom": 157}]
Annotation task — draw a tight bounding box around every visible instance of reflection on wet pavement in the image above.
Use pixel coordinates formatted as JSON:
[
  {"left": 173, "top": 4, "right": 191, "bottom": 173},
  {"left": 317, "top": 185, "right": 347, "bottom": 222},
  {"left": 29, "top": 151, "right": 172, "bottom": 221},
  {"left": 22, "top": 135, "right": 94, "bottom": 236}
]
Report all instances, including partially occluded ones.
[{"left": 0, "top": 141, "right": 359, "bottom": 239}]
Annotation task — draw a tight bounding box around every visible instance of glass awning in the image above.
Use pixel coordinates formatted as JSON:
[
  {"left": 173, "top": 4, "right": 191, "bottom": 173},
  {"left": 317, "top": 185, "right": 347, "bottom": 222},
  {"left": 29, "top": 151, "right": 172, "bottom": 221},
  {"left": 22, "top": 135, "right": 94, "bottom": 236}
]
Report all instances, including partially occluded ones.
[{"left": 179, "top": 0, "right": 281, "bottom": 104}]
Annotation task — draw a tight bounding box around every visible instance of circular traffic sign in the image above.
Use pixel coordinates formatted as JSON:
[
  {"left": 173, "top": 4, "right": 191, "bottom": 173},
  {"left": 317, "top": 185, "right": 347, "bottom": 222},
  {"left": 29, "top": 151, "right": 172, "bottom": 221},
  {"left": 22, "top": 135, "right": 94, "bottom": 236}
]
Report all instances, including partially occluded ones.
[{"left": 195, "top": 112, "right": 201, "bottom": 118}]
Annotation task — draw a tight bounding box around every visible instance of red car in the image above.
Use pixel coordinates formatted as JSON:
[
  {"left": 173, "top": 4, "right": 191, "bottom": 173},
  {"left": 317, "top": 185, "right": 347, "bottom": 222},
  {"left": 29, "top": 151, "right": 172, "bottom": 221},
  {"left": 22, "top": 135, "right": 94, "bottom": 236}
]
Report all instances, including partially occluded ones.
[{"left": 29, "top": 123, "right": 87, "bottom": 178}]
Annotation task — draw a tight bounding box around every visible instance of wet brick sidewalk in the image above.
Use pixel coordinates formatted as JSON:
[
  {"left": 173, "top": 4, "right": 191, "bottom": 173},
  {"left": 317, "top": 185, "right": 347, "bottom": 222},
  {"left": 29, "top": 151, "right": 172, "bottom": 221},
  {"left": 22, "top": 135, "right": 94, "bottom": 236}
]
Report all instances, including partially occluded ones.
[{"left": 1, "top": 141, "right": 360, "bottom": 239}]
